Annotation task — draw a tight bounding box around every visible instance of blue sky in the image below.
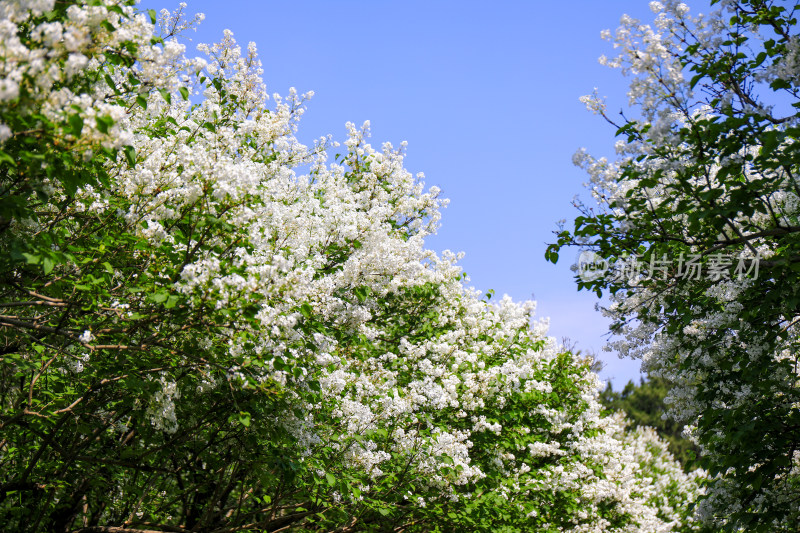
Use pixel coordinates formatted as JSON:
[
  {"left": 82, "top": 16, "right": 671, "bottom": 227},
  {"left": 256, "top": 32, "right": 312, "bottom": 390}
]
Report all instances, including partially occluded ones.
[{"left": 137, "top": 1, "right": 710, "bottom": 388}]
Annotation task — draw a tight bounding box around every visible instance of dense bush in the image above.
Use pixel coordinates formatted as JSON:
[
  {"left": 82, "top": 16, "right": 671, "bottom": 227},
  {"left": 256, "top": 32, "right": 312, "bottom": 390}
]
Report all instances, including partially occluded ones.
[
  {"left": 550, "top": 0, "right": 800, "bottom": 530},
  {"left": 0, "top": 2, "right": 701, "bottom": 531}
]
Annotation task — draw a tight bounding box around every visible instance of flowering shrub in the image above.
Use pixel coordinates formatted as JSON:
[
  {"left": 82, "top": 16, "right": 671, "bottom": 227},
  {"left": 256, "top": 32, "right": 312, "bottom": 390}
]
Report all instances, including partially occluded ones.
[
  {"left": 550, "top": 1, "right": 800, "bottom": 530},
  {"left": 0, "top": 1, "right": 702, "bottom": 531}
]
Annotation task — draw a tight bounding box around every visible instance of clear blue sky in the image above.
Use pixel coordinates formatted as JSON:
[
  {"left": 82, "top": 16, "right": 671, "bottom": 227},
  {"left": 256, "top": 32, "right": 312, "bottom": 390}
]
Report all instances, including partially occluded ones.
[{"left": 137, "top": 1, "right": 710, "bottom": 388}]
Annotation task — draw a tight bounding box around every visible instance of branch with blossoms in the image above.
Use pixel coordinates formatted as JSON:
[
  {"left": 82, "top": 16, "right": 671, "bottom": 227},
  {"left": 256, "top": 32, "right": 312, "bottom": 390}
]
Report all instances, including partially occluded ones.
[
  {"left": 552, "top": 1, "right": 800, "bottom": 530},
  {"left": 1, "top": 2, "right": 703, "bottom": 532}
]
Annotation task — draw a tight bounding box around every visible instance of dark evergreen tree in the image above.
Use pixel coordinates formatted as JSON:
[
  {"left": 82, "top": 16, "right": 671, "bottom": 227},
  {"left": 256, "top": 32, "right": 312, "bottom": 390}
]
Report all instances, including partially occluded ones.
[{"left": 600, "top": 377, "right": 700, "bottom": 471}]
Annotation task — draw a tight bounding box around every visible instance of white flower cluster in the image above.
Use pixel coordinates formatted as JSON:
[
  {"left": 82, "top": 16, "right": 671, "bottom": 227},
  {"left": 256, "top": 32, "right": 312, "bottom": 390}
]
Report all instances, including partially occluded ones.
[
  {"left": 0, "top": 0, "right": 158, "bottom": 152},
  {"left": 576, "top": 1, "right": 800, "bottom": 528},
  {"left": 145, "top": 375, "right": 181, "bottom": 434},
  {"left": 0, "top": 2, "right": 704, "bottom": 529}
]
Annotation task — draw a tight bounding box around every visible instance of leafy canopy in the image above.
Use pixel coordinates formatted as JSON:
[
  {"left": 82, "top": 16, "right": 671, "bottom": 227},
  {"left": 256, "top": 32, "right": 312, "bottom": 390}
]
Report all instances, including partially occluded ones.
[
  {"left": 0, "top": 1, "right": 701, "bottom": 532},
  {"left": 549, "top": 1, "right": 800, "bottom": 530}
]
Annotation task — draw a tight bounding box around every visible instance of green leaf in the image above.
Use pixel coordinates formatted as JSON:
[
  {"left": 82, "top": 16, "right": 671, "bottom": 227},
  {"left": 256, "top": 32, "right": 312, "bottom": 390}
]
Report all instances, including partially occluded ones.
[
  {"left": 147, "top": 8, "right": 157, "bottom": 24},
  {"left": 179, "top": 87, "right": 189, "bottom": 101},
  {"left": 354, "top": 286, "right": 369, "bottom": 303},
  {"left": 151, "top": 291, "right": 169, "bottom": 303},
  {"left": 21, "top": 253, "right": 40, "bottom": 265},
  {"left": 544, "top": 245, "right": 559, "bottom": 264},
  {"left": 68, "top": 114, "right": 84, "bottom": 136},
  {"left": 95, "top": 115, "right": 114, "bottom": 134},
  {"left": 124, "top": 145, "right": 136, "bottom": 167},
  {"left": 325, "top": 472, "right": 336, "bottom": 486},
  {"left": 42, "top": 257, "right": 54, "bottom": 275}
]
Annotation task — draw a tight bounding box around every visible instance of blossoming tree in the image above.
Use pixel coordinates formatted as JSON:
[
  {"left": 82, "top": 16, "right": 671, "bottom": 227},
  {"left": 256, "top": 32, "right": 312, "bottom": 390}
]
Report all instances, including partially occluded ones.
[
  {"left": 549, "top": 0, "right": 800, "bottom": 530},
  {"left": 0, "top": 1, "right": 702, "bottom": 531}
]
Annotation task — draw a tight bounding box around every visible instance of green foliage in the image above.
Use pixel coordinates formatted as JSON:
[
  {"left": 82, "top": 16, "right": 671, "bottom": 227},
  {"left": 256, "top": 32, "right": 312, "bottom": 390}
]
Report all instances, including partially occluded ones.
[
  {"left": 551, "top": 0, "right": 800, "bottom": 529},
  {"left": 0, "top": 2, "right": 701, "bottom": 532}
]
